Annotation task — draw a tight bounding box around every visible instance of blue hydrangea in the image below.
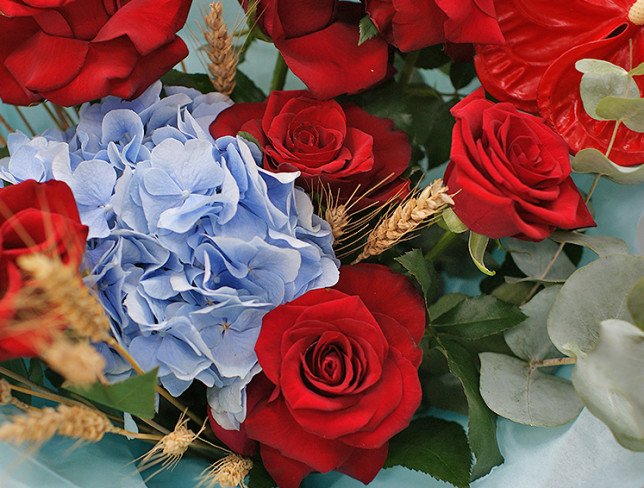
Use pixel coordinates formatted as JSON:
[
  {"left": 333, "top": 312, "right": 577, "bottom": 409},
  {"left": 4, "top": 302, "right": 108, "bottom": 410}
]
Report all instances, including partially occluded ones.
[{"left": 0, "top": 83, "right": 339, "bottom": 427}]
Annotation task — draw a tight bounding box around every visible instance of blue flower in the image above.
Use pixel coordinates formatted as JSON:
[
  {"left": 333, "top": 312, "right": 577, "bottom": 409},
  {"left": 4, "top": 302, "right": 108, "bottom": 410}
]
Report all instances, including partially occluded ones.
[{"left": 1, "top": 84, "right": 340, "bottom": 426}]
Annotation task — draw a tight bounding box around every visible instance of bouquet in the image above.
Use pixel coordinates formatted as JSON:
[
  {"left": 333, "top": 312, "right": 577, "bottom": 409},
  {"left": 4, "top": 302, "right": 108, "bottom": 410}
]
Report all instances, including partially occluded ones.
[{"left": 0, "top": 0, "right": 642, "bottom": 487}]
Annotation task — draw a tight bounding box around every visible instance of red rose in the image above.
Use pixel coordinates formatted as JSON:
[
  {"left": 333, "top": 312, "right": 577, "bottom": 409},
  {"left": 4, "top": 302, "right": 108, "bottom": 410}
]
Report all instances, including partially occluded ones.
[
  {"left": 0, "top": 180, "right": 88, "bottom": 360},
  {"left": 243, "top": 0, "right": 390, "bottom": 99},
  {"left": 474, "top": 0, "right": 643, "bottom": 166},
  {"left": 0, "top": 0, "right": 191, "bottom": 106},
  {"left": 365, "top": 0, "right": 504, "bottom": 53},
  {"left": 209, "top": 264, "right": 425, "bottom": 488},
  {"left": 211, "top": 90, "right": 411, "bottom": 207},
  {"left": 444, "top": 89, "right": 596, "bottom": 241}
]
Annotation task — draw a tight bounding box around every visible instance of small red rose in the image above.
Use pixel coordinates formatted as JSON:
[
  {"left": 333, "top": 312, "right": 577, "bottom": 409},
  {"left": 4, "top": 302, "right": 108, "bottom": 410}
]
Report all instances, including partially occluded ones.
[
  {"left": 0, "top": 180, "right": 88, "bottom": 360},
  {"left": 365, "top": 0, "right": 504, "bottom": 53},
  {"left": 209, "top": 264, "right": 425, "bottom": 488},
  {"left": 0, "top": 0, "right": 192, "bottom": 106},
  {"left": 444, "top": 89, "right": 596, "bottom": 241},
  {"left": 241, "top": 0, "right": 390, "bottom": 99},
  {"left": 211, "top": 90, "right": 411, "bottom": 207}
]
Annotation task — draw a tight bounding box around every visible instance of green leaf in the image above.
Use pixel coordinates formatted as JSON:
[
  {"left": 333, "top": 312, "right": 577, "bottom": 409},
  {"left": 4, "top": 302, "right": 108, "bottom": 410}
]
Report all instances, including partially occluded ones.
[
  {"left": 416, "top": 45, "right": 451, "bottom": 69},
  {"left": 505, "top": 286, "right": 562, "bottom": 362},
  {"left": 572, "top": 148, "right": 644, "bottom": 184},
  {"left": 548, "top": 254, "right": 644, "bottom": 357},
  {"left": 505, "top": 238, "right": 575, "bottom": 283},
  {"left": 595, "top": 96, "right": 644, "bottom": 132},
  {"left": 66, "top": 369, "right": 159, "bottom": 418},
  {"left": 573, "top": 319, "right": 644, "bottom": 451},
  {"left": 431, "top": 293, "right": 467, "bottom": 322},
  {"left": 433, "top": 295, "right": 526, "bottom": 339},
  {"left": 439, "top": 340, "right": 503, "bottom": 479},
  {"left": 627, "top": 278, "right": 644, "bottom": 329},
  {"left": 247, "top": 460, "right": 275, "bottom": 488},
  {"left": 630, "top": 62, "right": 644, "bottom": 76},
  {"left": 468, "top": 232, "right": 495, "bottom": 276},
  {"left": 423, "top": 98, "right": 458, "bottom": 166},
  {"left": 161, "top": 69, "right": 213, "bottom": 94},
  {"left": 491, "top": 282, "right": 534, "bottom": 306},
  {"left": 576, "top": 59, "right": 639, "bottom": 120},
  {"left": 442, "top": 208, "right": 468, "bottom": 234},
  {"left": 358, "top": 15, "right": 380, "bottom": 45},
  {"left": 450, "top": 62, "right": 477, "bottom": 90},
  {"left": 550, "top": 231, "right": 629, "bottom": 257},
  {"left": 396, "top": 249, "right": 435, "bottom": 304},
  {"left": 231, "top": 69, "right": 266, "bottom": 103},
  {"left": 0, "top": 146, "right": 9, "bottom": 159},
  {"left": 238, "top": 131, "right": 261, "bottom": 148},
  {"left": 479, "top": 353, "right": 583, "bottom": 426},
  {"left": 385, "top": 417, "right": 472, "bottom": 487}
]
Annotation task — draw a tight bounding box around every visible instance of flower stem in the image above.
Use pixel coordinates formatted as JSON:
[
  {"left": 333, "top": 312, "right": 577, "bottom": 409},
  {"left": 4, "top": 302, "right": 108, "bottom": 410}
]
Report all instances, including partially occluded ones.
[
  {"left": 399, "top": 51, "right": 420, "bottom": 88},
  {"left": 426, "top": 230, "right": 457, "bottom": 262},
  {"left": 270, "top": 53, "right": 289, "bottom": 92}
]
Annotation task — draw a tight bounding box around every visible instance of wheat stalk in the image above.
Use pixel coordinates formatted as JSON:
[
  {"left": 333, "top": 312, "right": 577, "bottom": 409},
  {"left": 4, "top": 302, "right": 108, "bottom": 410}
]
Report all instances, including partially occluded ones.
[
  {"left": 198, "top": 454, "right": 253, "bottom": 488},
  {"left": 353, "top": 179, "right": 454, "bottom": 263},
  {"left": 204, "top": 2, "right": 238, "bottom": 95}
]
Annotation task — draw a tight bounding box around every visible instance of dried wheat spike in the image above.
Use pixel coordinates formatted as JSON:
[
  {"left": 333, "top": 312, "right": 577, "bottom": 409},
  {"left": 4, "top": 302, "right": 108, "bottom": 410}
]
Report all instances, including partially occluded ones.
[
  {"left": 325, "top": 204, "right": 350, "bottom": 241},
  {"left": 57, "top": 405, "right": 113, "bottom": 442},
  {"left": 0, "top": 379, "right": 12, "bottom": 405},
  {"left": 40, "top": 338, "right": 106, "bottom": 387},
  {"left": 204, "top": 2, "right": 238, "bottom": 95},
  {"left": 17, "top": 254, "right": 111, "bottom": 343},
  {"left": 198, "top": 454, "right": 253, "bottom": 488},
  {"left": 354, "top": 179, "right": 454, "bottom": 263}
]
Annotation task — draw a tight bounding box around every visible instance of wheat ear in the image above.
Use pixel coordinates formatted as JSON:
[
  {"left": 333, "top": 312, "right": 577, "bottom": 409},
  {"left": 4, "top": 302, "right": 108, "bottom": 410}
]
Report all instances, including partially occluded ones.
[{"left": 204, "top": 2, "right": 238, "bottom": 95}]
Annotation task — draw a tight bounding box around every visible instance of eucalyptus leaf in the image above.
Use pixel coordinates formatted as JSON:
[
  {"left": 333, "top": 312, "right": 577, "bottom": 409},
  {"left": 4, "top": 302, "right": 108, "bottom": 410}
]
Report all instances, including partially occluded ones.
[
  {"left": 479, "top": 353, "right": 583, "bottom": 426},
  {"left": 358, "top": 15, "right": 380, "bottom": 46},
  {"left": 576, "top": 59, "right": 639, "bottom": 120},
  {"left": 468, "top": 232, "right": 495, "bottom": 276},
  {"left": 505, "top": 286, "right": 562, "bottom": 362},
  {"left": 385, "top": 417, "right": 472, "bottom": 488},
  {"left": 627, "top": 278, "right": 644, "bottom": 329},
  {"left": 548, "top": 254, "right": 644, "bottom": 357},
  {"left": 443, "top": 208, "right": 468, "bottom": 234},
  {"left": 433, "top": 295, "right": 526, "bottom": 339},
  {"left": 572, "top": 148, "right": 644, "bottom": 184},
  {"left": 505, "top": 238, "right": 576, "bottom": 282},
  {"left": 550, "top": 231, "right": 629, "bottom": 257},
  {"left": 439, "top": 340, "right": 503, "bottom": 479},
  {"left": 595, "top": 96, "right": 644, "bottom": 132},
  {"left": 396, "top": 249, "right": 435, "bottom": 304},
  {"left": 66, "top": 369, "right": 158, "bottom": 418},
  {"left": 573, "top": 319, "right": 644, "bottom": 451}
]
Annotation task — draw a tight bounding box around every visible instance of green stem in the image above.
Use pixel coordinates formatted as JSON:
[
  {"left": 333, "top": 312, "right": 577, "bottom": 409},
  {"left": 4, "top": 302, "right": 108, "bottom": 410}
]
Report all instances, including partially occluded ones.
[
  {"left": 426, "top": 230, "right": 457, "bottom": 262},
  {"left": 399, "top": 51, "right": 420, "bottom": 88},
  {"left": 270, "top": 54, "right": 289, "bottom": 92}
]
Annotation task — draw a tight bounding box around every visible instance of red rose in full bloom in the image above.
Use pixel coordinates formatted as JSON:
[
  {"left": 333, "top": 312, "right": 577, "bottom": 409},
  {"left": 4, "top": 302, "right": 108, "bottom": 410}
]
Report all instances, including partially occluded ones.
[
  {"left": 444, "top": 89, "right": 596, "bottom": 241},
  {"left": 0, "top": 0, "right": 192, "bottom": 106},
  {"left": 474, "top": 0, "right": 643, "bottom": 166},
  {"left": 365, "top": 0, "right": 504, "bottom": 52},
  {"left": 211, "top": 90, "right": 412, "bottom": 207},
  {"left": 209, "top": 264, "right": 425, "bottom": 488},
  {"left": 0, "top": 180, "right": 88, "bottom": 360},
  {"left": 242, "top": 0, "right": 390, "bottom": 99}
]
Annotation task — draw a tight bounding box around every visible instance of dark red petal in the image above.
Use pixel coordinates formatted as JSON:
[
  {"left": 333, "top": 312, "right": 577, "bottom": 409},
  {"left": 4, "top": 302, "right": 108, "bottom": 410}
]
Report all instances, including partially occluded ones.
[
  {"left": 209, "top": 102, "right": 268, "bottom": 139},
  {"left": 0, "top": 16, "right": 42, "bottom": 104},
  {"left": 275, "top": 0, "right": 335, "bottom": 38},
  {"left": 337, "top": 444, "right": 389, "bottom": 484},
  {"left": 334, "top": 264, "right": 425, "bottom": 344},
  {"left": 474, "top": 0, "right": 631, "bottom": 112},
  {"left": 260, "top": 445, "right": 313, "bottom": 488},
  {"left": 538, "top": 26, "right": 644, "bottom": 167}
]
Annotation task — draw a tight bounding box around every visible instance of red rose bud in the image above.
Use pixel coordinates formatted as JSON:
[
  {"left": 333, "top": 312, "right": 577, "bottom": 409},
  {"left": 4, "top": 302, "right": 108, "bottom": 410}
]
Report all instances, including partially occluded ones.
[
  {"left": 365, "top": 0, "right": 504, "bottom": 53},
  {"left": 211, "top": 90, "right": 411, "bottom": 207},
  {"left": 240, "top": 0, "right": 391, "bottom": 98},
  {"left": 0, "top": 0, "right": 192, "bottom": 106},
  {"left": 209, "top": 264, "right": 425, "bottom": 488},
  {"left": 0, "top": 180, "right": 88, "bottom": 360},
  {"left": 444, "top": 89, "right": 596, "bottom": 241}
]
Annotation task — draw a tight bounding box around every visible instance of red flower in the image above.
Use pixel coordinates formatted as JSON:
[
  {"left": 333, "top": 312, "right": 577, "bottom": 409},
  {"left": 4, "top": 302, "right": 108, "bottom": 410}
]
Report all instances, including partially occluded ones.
[
  {"left": 365, "top": 0, "right": 504, "bottom": 52},
  {"left": 211, "top": 90, "right": 411, "bottom": 207},
  {"left": 209, "top": 264, "right": 425, "bottom": 488},
  {"left": 474, "top": 0, "right": 644, "bottom": 166},
  {"left": 0, "top": 0, "right": 192, "bottom": 106},
  {"left": 0, "top": 180, "right": 88, "bottom": 360},
  {"left": 243, "top": 0, "right": 390, "bottom": 99},
  {"left": 444, "top": 89, "right": 596, "bottom": 241}
]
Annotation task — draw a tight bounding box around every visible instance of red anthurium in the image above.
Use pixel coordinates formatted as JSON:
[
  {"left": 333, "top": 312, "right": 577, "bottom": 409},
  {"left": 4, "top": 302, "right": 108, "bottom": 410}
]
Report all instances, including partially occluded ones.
[{"left": 474, "top": 0, "right": 644, "bottom": 166}]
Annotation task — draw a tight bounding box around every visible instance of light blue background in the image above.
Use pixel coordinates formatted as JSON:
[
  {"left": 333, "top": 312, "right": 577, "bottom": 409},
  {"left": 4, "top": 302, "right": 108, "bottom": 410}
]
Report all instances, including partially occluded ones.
[{"left": 1, "top": 1, "right": 643, "bottom": 486}]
